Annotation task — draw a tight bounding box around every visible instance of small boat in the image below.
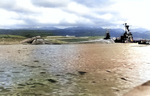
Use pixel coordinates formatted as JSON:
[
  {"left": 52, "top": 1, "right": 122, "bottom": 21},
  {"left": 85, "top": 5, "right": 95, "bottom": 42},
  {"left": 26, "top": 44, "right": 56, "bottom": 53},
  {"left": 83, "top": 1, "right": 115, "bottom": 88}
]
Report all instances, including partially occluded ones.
[{"left": 138, "top": 39, "right": 150, "bottom": 45}]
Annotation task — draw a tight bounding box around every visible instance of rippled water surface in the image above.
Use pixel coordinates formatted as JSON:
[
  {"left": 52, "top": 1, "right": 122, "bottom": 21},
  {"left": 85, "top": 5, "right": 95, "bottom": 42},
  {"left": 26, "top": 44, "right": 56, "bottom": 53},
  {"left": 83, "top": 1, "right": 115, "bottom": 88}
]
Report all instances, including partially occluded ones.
[{"left": 0, "top": 43, "right": 150, "bottom": 96}]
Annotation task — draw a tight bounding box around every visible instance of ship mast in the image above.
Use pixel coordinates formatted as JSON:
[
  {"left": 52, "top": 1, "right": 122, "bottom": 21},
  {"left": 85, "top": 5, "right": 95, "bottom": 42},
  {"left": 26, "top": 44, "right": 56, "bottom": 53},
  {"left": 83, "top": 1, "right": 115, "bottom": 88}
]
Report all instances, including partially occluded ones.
[{"left": 124, "top": 23, "right": 130, "bottom": 34}]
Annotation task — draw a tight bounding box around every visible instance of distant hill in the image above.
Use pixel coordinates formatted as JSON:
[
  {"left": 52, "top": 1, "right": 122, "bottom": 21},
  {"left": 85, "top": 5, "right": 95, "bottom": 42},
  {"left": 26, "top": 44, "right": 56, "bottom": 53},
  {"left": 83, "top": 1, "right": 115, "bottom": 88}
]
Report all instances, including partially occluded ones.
[
  {"left": 52, "top": 27, "right": 106, "bottom": 37},
  {"left": 0, "top": 29, "right": 54, "bottom": 38},
  {"left": 130, "top": 28, "right": 149, "bottom": 33},
  {"left": 132, "top": 31, "right": 150, "bottom": 39},
  {"left": 0, "top": 27, "right": 150, "bottom": 39}
]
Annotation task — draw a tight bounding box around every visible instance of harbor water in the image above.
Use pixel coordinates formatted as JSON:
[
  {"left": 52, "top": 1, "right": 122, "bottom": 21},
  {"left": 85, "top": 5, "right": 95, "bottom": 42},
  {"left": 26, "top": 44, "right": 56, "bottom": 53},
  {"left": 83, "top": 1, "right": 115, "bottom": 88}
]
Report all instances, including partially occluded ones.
[{"left": 0, "top": 43, "right": 150, "bottom": 96}]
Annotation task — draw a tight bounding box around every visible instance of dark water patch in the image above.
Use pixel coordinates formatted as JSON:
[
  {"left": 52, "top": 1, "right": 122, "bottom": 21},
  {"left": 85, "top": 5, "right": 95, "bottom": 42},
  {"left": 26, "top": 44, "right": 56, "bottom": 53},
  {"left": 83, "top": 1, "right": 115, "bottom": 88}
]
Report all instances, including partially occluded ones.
[
  {"left": 18, "top": 84, "right": 26, "bottom": 86},
  {"left": 40, "top": 72, "right": 46, "bottom": 74},
  {"left": 12, "top": 71, "right": 21, "bottom": 73},
  {"left": 28, "top": 66, "right": 41, "bottom": 68},
  {"left": 92, "top": 81, "right": 96, "bottom": 83},
  {"left": 33, "top": 60, "right": 39, "bottom": 62},
  {"left": 121, "top": 77, "right": 128, "bottom": 81},
  {"left": 106, "top": 70, "right": 111, "bottom": 73},
  {"left": 47, "top": 79, "right": 57, "bottom": 83},
  {"left": 56, "top": 74, "right": 61, "bottom": 76},
  {"left": 78, "top": 71, "right": 87, "bottom": 75},
  {"left": 17, "top": 87, "right": 24, "bottom": 89},
  {"left": 29, "top": 78, "right": 33, "bottom": 81}
]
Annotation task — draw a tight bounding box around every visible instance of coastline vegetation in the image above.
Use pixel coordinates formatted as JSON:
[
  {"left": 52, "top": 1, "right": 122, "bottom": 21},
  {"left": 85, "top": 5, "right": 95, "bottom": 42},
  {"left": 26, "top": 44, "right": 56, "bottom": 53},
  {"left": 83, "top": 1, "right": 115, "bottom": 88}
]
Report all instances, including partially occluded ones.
[
  {"left": 0, "top": 34, "right": 27, "bottom": 45},
  {"left": 0, "top": 34, "right": 105, "bottom": 45}
]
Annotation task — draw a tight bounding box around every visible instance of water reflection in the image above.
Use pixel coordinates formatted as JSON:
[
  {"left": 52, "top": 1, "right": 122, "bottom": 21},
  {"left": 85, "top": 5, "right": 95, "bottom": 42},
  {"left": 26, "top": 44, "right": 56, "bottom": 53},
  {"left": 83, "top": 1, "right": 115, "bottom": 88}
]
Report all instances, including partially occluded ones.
[{"left": 0, "top": 44, "right": 150, "bottom": 95}]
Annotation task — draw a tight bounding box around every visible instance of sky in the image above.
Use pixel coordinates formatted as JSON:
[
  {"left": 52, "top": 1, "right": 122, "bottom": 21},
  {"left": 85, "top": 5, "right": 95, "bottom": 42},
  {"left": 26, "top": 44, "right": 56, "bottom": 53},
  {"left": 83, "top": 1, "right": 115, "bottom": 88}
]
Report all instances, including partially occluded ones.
[{"left": 0, "top": 0, "right": 150, "bottom": 29}]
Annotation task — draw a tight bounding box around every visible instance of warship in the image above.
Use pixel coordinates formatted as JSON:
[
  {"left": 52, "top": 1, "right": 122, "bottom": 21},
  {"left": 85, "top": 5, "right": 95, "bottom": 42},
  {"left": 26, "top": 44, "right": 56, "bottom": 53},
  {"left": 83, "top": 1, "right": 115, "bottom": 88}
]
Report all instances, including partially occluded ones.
[
  {"left": 114, "top": 23, "right": 133, "bottom": 43},
  {"left": 104, "top": 29, "right": 111, "bottom": 40},
  {"left": 104, "top": 23, "right": 150, "bottom": 44},
  {"left": 138, "top": 39, "right": 150, "bottom": 44}
]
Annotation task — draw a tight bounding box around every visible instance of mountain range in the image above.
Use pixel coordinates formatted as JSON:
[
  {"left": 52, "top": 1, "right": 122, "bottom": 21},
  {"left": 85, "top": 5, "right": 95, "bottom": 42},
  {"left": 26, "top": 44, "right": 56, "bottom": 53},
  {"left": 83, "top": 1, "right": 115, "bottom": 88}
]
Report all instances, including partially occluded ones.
[{"left": 0, "top": 27, "right": 150, "bottom": 40}]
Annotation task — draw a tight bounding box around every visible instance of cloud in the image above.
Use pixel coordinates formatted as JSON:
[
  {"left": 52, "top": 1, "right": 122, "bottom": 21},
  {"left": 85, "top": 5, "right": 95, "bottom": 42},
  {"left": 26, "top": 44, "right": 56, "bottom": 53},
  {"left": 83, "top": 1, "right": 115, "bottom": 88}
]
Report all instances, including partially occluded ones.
[
  {"left": 0, "top": 0, "right": 38, "bottom": 14},
  {"left": 0, "top": 0, "right": 131, "bottom": 29},
  {"left": 73, "top": 0, "right": 114, "bottom": 7},
  {"left": 63, "top": 2, "right": 91, "bottom": 16},
  {"left": 31, "top": 0, "right": 70, "bottom": 8},
  {"left": 61, "top": 0, "right": 120, "bottom": 22},
  {"left": 0, "top": 0, "right": 16, "bottom": 10}
]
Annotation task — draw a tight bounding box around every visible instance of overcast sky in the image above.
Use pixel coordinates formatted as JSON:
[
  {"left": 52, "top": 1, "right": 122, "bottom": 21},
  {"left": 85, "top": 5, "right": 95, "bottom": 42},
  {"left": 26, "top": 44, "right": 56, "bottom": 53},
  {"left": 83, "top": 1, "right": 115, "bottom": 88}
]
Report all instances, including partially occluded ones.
[{"left": 0, "top": 0, "right": 150, "bottom": 29}]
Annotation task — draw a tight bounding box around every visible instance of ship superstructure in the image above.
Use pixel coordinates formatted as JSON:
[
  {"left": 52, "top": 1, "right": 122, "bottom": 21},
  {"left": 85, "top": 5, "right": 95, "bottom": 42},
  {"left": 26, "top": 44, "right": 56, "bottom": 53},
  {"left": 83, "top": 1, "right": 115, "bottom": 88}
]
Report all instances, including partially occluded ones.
[{"left": 115, "top": 23, "right": 133, "bottom": 43}]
